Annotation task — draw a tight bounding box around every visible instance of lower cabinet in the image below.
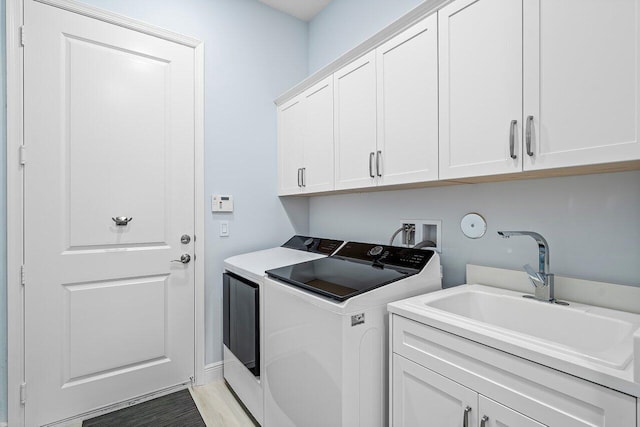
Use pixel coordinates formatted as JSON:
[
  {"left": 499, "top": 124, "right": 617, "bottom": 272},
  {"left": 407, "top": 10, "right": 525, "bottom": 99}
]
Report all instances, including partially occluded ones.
[
  {"left": 393, "top": 354, "right": 542, "bottom": 427},
  {"left": 389, "top": 315, "right": 637, "bottom": 427}
]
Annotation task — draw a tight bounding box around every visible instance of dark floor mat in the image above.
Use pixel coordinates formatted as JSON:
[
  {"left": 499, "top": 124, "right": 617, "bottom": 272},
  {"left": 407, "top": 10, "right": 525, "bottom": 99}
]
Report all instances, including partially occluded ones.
[{"left": 82, "top": 389, "right": 206, "bottom": 427}]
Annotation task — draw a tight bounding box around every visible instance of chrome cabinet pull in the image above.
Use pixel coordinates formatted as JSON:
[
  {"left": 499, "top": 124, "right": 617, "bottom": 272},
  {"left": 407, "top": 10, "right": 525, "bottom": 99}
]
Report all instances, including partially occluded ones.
[
  {"left": 480, "top": 415, "right": 489, "bottom": 427},
  {"left": 171, "top": 254, "right": 191, "bottom": 264},
  {"left": 509, "top": 119, "right": 518, "bottom": 159},
  {"left": 376, "top": 150, "right": 382, "bottom": 177},
  {"left": 112, "top": 216, "right": 133, "bottom": 226},
  {"left": 369, "top": 152, "right": 375, "bottom": 178},
  {"left": 297, "top": 168, "right": 302, "bottom": 187},
  {"left": 463, "top": 406, "right": 472, "bottom": 427},
  {"left": 526, "top": 115, "right": 534, "bottom": 156},
  {"left": 302, "top": 168, "right": 306, "bottom": 187}
]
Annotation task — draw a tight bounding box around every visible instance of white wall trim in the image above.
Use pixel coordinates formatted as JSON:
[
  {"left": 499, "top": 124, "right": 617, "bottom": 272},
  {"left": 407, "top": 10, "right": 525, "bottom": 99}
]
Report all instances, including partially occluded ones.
[
  {"left": 6, "top": 0, "right": 26, "bottom": 425},
  {"left": 274, "top": 0, "right": 453, "bottom": 105},
  {"left": 33, "top": 0, "right": 201, "bottom": 47},
  {"left": 6, "top": 1, "right": 205, "bottom": 425},
  {"left": 193, "top": 41, "right": 207, "bottom": 387},
  {"left": 202, "top": 362, "right": 224, "bottom": 385}
]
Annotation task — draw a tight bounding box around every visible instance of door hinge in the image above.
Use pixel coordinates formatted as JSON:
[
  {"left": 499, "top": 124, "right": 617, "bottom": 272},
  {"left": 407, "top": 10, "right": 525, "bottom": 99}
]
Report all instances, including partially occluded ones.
[
  {"left": 20, "top": 265, "right": 25, "bottom": 286},
  {"left": 19, "top": 26, "right": 25, "bottom": 47},
  {"left": 19, "top": 146, "right": 26, "bottom": 166},
  {"left": 20, "top": 382, "right": 26, "bottom": 405}
]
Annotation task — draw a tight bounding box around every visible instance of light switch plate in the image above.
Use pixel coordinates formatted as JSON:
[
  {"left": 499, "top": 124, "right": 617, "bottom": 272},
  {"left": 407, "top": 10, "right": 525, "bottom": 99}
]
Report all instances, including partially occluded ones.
[
  {"left": 219, "top": 221, "right": 229, "bottom": 237},
  {"left": 212, "top": 195, "right": 233, "bottom": 212}
]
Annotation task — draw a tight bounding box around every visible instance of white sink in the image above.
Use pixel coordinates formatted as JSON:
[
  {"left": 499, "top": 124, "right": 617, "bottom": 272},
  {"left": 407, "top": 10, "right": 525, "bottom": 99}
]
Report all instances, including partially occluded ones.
[{"left": 390, "top": 284, "right": 640, "bottom": 372}]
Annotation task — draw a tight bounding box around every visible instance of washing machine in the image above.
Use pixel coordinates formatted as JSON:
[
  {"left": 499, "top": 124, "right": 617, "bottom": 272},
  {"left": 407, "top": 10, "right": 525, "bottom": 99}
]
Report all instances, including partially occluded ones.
[{"left": 263, "top": 241, "right": 442, "bottom": 427}]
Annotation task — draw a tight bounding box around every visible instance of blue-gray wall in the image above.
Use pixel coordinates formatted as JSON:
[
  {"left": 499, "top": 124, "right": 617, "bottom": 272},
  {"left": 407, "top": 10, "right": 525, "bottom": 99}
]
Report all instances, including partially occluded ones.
[
  {"left": 308, "top": 0, "right": 424, "bottom": 72},
  {"left": 0, "top": 0, "right": 309, "bottom": 421},
  {"left": 306, "top": 0, "right": 640, "bottom": 288}
]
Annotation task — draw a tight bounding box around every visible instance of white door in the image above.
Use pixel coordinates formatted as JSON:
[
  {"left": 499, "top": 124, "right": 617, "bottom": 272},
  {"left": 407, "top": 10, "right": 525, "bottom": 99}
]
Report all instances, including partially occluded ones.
[
  {"left": 303, "top": 76, "right": 334, "bottom": 193},
  {"left": 392, "top": 354, "right": 478, "bottom": 427},
  {"left": 478, "top": 396, "right": 545, "bottom": 427},
  {"left": 439, "top": 0, "right": 523, "bottom": 179},
  {"left": 24, "top": 1, "right": 196, "bottom": 425},
  {"left": 376, "top": 14, "right": 439, "bottom": 186},
  {"left": 278, "top": 97, "right": 305, "bottom": 195},
  {"left": 334, "top": 51, "right": 377, "bottom": 190},
  {"left": 523, "top": 0, "right": 640, "bottom": 170}
]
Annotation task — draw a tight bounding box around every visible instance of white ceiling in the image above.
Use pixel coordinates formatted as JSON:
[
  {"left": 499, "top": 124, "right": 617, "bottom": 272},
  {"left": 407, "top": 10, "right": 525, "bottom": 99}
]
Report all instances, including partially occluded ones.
[{"left": 258, "top": 0, "right": 333, "bottom": 21}]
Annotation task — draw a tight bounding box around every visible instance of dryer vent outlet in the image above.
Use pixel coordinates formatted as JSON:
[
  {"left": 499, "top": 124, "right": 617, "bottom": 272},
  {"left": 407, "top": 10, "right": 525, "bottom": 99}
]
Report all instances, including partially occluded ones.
[{"left": 400, "top": 219, "right": 442, "bottom": 253}]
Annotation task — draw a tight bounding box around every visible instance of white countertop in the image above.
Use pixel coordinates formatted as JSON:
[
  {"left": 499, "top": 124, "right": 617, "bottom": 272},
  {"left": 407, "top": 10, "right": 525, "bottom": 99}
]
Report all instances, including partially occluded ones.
[{"left": 388, "top": 284, "right": 640, "bottom": 397}]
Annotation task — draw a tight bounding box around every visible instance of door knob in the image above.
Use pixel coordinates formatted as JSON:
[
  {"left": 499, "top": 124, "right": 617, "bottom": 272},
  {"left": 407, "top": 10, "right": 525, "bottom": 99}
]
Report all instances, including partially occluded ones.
[
  {"left": 112, "top": 216, "right": 133, "bottom": 226},
  {"left": 171, "top": 254, "right": 191, "bottom": 264}
]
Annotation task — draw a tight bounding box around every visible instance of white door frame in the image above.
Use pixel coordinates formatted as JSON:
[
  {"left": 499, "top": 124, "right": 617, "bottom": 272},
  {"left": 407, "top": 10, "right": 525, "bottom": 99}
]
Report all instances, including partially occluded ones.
[{"left": 6, "top": 1, "right": 205, "bottom": 425}]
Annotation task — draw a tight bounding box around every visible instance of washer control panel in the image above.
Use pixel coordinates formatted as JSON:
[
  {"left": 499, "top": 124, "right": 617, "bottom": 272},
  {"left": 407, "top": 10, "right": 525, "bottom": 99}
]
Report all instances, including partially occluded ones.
[{"left": 335, "top": 242, "right": 434, "bottom": 270}]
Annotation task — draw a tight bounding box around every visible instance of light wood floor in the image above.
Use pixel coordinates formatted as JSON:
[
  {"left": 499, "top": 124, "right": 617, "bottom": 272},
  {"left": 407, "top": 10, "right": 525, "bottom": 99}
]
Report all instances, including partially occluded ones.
[{"left": 189, "top": 380, "right": 257, "bottom": 427}]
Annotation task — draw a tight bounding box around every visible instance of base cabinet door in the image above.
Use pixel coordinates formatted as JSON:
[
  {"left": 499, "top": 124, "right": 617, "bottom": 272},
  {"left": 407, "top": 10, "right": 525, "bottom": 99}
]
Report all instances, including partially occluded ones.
[
  {"left": 478, "top": 396, "right": 544, "bottom": 427},
  {"left": 523, "top": 0, "right": 640, "bottom": 170},
  {"left": 392, "top": 354, "right": 477, "bottom": 427}
]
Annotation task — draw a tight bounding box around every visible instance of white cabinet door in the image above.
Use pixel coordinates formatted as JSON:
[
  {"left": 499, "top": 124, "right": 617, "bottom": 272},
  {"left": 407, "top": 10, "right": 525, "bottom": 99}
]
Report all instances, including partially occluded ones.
[
  {"left": 392, "top": 354, "right": 478, "bottom": 427},
  {"left": 278, "top": 97, "right": 305, "bottom": 195},
  {"left": 334, "top": 51, "right": 378, "bottom": 190},
  {"left": 439, "top": 0, "right": 523, "bottom": 179},
  {"left": 479, "top": 396, "right": 545, "bottom": 427},
  {"left": 303, "top": 77, "right": 334, "bottom": 193},
  {"left": 523, "top": 0, "right": 640, "bottom": 170},
  {"left": 376, "top": 14, "right": 439, "bottom": 186}
]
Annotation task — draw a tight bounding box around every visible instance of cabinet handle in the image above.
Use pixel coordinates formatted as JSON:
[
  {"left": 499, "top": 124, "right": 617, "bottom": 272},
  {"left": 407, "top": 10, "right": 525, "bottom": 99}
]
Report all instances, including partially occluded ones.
[
  {"left": 302, "top": 167, "right": 306, "bottom": 187},
  {"left": 480, "top": 415, "right": 489, "bottom": 427},
  {"left": 509, "top": 119, "right": 518, "bottom": 159},
  {"left": 376, "top": 150, "right": 382, "bottom": 177},
  {"left": 369, "top": 152, "right": 375, "bottom": 178},
  {"left": 526, "top": 115, "right": 534, "bottom": 156},
  {"left": 297, "top": 168, "right": 302, "bottom": 187},
  {"left": 463, "top": 406, "right": 472, "bottom": 427}
]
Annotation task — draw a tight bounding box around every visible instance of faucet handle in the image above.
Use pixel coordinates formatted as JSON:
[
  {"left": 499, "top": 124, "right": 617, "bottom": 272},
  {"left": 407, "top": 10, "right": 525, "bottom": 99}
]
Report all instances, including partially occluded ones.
[{"left": 523, "top": 264, "right": 545, "bottom": 287}]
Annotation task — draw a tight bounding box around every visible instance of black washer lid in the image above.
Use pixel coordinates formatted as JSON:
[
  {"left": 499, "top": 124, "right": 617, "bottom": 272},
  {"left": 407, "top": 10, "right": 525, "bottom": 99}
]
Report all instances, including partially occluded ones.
[{"left": 281, "top": 235, "right": 344, "bottom": 255}]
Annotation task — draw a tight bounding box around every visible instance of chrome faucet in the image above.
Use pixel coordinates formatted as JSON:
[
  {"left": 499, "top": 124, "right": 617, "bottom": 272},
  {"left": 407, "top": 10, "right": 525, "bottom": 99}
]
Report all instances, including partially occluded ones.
[{"left": 497, "top": 231, "right": 555, "bottom": 302}]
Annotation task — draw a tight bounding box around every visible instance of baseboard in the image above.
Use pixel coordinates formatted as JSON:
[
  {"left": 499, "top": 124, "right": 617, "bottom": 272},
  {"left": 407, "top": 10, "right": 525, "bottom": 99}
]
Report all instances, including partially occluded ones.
[{"left": 201, "top": 361, "right": 223, "bottom": 384}]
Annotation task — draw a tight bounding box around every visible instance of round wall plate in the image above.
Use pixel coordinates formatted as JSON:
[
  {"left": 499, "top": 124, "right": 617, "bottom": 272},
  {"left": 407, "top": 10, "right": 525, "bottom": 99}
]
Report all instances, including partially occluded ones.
[{"left": 461, "top": 213, "right": 487, "bottom": 239}]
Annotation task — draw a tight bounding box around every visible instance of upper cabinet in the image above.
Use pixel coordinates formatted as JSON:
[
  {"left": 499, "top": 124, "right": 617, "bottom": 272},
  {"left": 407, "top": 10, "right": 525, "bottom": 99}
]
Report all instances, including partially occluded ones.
[
  {"left": 278, "top": 97, "right": 305, "bottom": 195},
  {"left": 276, "top": 0, "right": 640, "bottom": 195},
  {"left": 376, "top": 14, "right": 439, "bottom": 186},
  {"left": 334, "top": 52, "right": 378, "bottom": 190},
  {"left": 333, "top": 15, "right": 440, "bottom": 192},
  {"left": 278, "top": 77, "right": 334, "bottom": 196},
  {"left": 440, "top": 0, "right": 640, "bottom": 180},
  {"left": 438, "top": 0, "right": 523, "bottom": 180},
  {"left": 523, "top": 0, "right": 640, "bottom": 170}
]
